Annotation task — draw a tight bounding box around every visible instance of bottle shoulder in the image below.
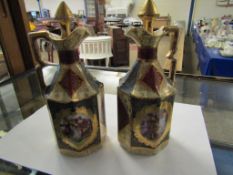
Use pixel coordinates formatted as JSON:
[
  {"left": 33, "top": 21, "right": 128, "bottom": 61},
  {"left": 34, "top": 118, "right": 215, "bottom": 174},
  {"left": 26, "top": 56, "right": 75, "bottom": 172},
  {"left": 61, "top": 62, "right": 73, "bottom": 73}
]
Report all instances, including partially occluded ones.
[
  {"left": 118, "top": 60, "right": 176, "bottom": 99},
  {"left": 46, "top": 62, "right": 102, "bottom": 103}
]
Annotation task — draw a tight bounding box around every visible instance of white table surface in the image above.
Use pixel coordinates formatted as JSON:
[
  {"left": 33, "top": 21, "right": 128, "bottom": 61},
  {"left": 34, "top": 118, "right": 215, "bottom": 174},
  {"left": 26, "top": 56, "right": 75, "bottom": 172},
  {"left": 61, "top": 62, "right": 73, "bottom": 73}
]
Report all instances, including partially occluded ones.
[{"left": 0, "top": 94, "right": 217, "bottom": 175}]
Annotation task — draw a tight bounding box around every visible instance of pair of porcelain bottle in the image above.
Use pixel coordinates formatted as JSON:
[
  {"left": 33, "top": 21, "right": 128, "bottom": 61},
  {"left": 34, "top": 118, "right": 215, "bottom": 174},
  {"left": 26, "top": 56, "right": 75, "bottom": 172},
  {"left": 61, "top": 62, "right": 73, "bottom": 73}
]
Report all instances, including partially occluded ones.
[{"left": 29, "top": 1, "right": 179, "bottom": 156}]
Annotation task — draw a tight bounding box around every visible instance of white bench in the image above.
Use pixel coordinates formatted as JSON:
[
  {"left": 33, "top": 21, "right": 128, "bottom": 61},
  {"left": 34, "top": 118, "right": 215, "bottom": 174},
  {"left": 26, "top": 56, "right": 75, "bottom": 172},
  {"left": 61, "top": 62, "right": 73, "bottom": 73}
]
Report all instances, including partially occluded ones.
[{"left": 79, "top": 36, "right": 113, "bottom": 66}]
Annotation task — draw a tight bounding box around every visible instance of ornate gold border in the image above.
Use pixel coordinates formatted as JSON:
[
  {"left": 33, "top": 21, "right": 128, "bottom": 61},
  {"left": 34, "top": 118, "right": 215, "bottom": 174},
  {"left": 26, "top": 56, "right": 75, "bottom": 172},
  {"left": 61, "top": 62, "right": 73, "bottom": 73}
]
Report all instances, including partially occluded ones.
[
  {"left": 133, "top": 102, "right": 172, "bottom": 148},
  {"left": 54, "top": 106, "right": 98, "bottom": 151}
]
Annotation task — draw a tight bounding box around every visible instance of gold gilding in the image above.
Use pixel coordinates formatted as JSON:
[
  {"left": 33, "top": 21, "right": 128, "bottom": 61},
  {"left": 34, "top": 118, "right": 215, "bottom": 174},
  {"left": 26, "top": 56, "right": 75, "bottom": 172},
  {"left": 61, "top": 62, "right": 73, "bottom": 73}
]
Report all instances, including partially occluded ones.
[
  {"left": 29, "top": 2, "right": 106, "bottom": 157},
  {"left": 133, "top": 102, "right": 173, "bottom": 148},
  {"left": 125, "top": 27, "right": 179, "bottom": 87},
  {"left": 55, "top": 1, "right": 73, "bottom": 37},
  {"left": 53, "top": 107, "right": 98, "bottom": 151},
  {"left": 117, "top": 0, "right": 180, "bottom": 155},
  {"left": 138, "top": 0, "right": 160, "bottom": 33},
  {"left": 138, "top": 0, "right": 159, "bottom": 17},
  {"left": 126, "top": 27, "right": 164, "bottom": 48}
]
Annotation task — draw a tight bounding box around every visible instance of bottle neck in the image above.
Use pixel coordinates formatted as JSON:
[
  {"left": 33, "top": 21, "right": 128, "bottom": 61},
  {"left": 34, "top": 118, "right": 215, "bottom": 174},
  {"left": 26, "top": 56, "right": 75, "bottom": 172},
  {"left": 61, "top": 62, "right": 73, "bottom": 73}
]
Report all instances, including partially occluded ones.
[
  {"left": 138, "top": 47, "right": 157, "bottom": 60},
  {"left": 58, "top": 50, "right": 80, "bottom": 64}
]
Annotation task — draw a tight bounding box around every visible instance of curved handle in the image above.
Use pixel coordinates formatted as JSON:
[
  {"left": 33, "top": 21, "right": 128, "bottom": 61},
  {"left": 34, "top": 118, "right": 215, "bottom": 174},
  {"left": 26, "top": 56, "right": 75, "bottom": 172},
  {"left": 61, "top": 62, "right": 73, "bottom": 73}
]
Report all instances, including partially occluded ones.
[
  {"left": 29, "top": 31, "right": 58, "bottom": 91},
  {"left": 163, "top": 26, "right": 179, "bottom": 84},
  {"left": 29, "top": 31, "right": 58, "bottom": 67}
]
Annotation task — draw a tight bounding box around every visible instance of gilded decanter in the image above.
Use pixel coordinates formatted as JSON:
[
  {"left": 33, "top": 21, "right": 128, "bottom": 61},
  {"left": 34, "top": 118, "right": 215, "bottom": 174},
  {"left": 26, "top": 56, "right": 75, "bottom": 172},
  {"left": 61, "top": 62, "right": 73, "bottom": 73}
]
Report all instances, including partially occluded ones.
[
  {"left": 117, "top": 0, "right": 179, "bottom": 155},
  {"left": 29, "top": 2, "right": 106, "bottom": 156}
]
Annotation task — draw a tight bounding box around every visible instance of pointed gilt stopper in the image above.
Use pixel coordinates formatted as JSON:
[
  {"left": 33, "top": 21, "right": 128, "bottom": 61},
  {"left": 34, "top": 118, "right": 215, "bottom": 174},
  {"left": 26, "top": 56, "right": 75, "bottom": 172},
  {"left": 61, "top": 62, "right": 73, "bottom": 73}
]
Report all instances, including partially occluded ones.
[
  {"left": 138, "top": 0, "right": 160, "bottom": 33},
  {"left": 55, "top": 1, "right": 73, "bottom": 38}
]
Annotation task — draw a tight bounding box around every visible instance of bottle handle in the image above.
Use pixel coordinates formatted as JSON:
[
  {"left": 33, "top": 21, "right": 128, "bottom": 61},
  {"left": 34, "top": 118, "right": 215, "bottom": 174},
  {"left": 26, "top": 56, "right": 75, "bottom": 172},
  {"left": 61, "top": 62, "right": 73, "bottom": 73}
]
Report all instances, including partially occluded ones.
[
  {"left": 163, "top": 26, "right": 179, "bottom": 84},
  {"left": 29, "top": 31, "right": 58, "bottom": 67},
  {"left": 29, "top": 31, "right": 58, "bottom": 91}
]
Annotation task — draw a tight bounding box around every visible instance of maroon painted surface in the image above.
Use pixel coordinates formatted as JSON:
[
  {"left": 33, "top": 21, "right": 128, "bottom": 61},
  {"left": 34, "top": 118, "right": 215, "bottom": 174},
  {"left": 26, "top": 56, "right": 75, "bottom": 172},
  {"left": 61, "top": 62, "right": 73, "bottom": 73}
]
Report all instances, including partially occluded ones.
[
  {"left": 58, "top": 50, "right": 80, "bottom": 64},
  {"left": 138, "top": 47, "right": 157, "bottom": 60},
  {"left": 59, "top": 69, "right": 83, "bottom": 97},
  {"left": 141, "top": 66, "right": 163, "bottom": 93}
]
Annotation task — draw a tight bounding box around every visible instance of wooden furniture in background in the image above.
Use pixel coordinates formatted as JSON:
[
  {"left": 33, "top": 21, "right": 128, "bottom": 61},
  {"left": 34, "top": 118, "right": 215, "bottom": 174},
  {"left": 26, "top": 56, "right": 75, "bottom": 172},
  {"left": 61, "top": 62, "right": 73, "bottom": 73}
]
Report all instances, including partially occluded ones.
[
  {"left": 84, "top": 0, "right": 105, "bottom": 33},
  {"left": 153, "top": 15, "right": 171, "bottom": 29},
  {"left": 0, "top": 0, "right": 26, "bottom": 75},
  {"left": 129, "top": 27, "right": 185, "bottom": 72},
  {"left": 159, "top": 27, "right": 185, "bottom": 72},
  {"left": 0, "top": 0, "right": 41, "bottom": 117},
  {"left": 108, "top": 26, "right": 129, "bottom": 67},
  {"left": 0, "top": 50, "right": 9, "bottom": 80}
]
